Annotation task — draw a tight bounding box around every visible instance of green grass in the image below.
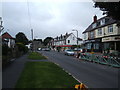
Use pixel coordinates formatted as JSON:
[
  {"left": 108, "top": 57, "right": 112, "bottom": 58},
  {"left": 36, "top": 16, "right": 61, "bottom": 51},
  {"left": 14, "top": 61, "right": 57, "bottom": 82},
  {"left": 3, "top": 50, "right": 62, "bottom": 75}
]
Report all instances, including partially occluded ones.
[
  {"left": 28, "top": 52, "right": 47, "bottom": 60},
  {"left": 15, "top": 62, "right": 79, "bottom": 88}
]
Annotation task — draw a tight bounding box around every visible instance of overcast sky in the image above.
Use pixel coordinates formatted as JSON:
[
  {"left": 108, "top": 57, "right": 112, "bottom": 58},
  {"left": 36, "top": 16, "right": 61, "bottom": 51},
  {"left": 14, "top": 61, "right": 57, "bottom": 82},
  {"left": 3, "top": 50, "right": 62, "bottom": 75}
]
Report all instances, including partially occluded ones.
[{"left": 2, "top": 0, "right": 105, "bottom": 40}]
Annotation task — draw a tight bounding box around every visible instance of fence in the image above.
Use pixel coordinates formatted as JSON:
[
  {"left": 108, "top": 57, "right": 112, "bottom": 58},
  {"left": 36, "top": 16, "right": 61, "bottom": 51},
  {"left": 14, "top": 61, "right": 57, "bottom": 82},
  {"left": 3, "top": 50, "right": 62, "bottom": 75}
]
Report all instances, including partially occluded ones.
[{"left": 79, "top": 53, "right": 120, "bottom": 68}]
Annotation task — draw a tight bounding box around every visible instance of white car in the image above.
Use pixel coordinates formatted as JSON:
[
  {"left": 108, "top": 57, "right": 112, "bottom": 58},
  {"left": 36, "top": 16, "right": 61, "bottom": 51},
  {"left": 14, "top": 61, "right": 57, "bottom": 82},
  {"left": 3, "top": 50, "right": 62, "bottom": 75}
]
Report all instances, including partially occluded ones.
[{"left": 64, "top": 49, "right": 75, "bottom": 56}]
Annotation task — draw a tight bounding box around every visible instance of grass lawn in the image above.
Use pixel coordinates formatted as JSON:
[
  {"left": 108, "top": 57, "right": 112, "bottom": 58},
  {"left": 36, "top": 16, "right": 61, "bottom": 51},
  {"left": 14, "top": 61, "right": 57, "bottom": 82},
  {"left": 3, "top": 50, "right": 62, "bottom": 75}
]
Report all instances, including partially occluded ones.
[
  {"left": 15, "top": 62, "right": 79, "bottom": 88},
  {"left": 28, "top": 52, "right": 47, "bottom": 60}
]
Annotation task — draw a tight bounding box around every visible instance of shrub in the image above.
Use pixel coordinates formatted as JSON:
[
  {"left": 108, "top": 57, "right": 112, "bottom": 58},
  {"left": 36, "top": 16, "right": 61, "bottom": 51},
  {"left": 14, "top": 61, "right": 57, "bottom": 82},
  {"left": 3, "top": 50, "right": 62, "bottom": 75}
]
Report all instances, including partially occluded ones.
[
  {"left": 16, "top": 43, "right": 28, "bottom": 53},
  {"left": 2, "top": 44, "right": 12, "bottom": 55}
]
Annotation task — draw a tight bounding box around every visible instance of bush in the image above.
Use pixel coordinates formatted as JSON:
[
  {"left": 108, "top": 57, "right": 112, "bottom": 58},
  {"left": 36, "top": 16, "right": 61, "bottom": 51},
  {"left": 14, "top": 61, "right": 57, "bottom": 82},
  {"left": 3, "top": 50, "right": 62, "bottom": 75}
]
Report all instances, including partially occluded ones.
[
  {"left": 2, "top": 44, "right": 12, "bottom": 55},
  {"left": 16, "top": 43, "right": 28, "bottom": 53}
]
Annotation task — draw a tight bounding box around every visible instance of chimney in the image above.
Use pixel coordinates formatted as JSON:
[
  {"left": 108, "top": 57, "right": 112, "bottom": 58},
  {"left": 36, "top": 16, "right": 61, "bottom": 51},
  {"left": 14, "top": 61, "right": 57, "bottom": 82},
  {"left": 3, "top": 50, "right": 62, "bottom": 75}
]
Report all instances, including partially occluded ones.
[{"left": 93, "top": 15, "right": 97, "bottom": 23}]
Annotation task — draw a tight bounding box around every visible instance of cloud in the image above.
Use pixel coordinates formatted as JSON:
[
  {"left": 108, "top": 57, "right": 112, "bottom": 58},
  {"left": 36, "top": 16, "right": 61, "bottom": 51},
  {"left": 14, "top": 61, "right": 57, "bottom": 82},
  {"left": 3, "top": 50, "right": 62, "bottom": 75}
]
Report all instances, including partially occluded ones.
[{"left": 2, "top": 1, "right": 103, "bottom": 40}]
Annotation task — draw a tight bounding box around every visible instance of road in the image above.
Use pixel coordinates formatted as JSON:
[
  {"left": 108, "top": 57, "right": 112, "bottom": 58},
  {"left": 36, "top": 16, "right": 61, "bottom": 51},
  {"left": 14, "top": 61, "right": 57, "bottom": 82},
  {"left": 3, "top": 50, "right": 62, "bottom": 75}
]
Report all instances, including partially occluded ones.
[{"left": 40, "top": 51, "right": 119, "bottom": 88}]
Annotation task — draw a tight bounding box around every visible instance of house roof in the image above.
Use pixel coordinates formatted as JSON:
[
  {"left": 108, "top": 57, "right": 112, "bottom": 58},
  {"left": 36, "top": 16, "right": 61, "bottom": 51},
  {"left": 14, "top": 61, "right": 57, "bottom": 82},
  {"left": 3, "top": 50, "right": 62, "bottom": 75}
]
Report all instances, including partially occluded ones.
[
  {"left": 54, "top": 33, "right": 73, "bottom": 41},
  {"left": 82, "top": 16, "right": 117, "bottom": 33},
  {"left": 77, "top": 38, "right": 82, "bottom": 41},
  {"left": 2, "top": 32, "right": 14, "bottom": 39}
]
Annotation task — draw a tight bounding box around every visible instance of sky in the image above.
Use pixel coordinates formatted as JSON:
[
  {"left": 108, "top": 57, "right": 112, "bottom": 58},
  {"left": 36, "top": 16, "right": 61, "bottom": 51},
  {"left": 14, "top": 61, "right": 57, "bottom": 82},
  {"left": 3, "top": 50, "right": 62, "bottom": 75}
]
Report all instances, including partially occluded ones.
[{"left": 1, "top": 0, "right": 105, "bottom": 40}]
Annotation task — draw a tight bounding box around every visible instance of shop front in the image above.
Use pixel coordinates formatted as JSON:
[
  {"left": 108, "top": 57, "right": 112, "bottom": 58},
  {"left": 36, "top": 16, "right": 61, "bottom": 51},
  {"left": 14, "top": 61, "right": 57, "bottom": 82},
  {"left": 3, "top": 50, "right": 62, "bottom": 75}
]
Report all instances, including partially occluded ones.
[
  {"left": 102, "top": 36, "right": 120, "bottom": 53},
  {"left": 84, "top": 38, "right": 102, "bottom": 52}
]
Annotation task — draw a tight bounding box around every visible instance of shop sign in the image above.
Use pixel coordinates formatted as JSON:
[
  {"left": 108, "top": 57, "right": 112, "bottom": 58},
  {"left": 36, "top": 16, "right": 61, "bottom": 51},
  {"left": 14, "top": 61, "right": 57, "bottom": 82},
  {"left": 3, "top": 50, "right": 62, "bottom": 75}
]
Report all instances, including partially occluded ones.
[
  {"left": 102, "top": 36, "right": 120, "bottom": 42},
  {"left": 115, "top": 36, "right": 120, "bottom": 40}
]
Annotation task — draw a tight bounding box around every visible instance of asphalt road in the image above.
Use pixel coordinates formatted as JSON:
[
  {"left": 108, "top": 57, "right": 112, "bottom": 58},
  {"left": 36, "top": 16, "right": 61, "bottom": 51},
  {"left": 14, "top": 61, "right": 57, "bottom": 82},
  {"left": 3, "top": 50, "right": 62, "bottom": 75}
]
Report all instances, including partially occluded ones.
[{"left": 40, "top": 51, "right": 120, "bottom": 88}]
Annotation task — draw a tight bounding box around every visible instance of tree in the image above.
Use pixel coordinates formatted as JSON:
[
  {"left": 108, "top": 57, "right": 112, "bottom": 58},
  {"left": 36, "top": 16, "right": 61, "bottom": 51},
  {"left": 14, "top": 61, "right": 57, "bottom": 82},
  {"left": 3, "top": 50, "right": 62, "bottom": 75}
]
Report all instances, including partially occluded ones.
[
  {"left": 43, "top": 37, "right": 53, "bottom": 46},
  {"left": 33, "top": 39, "right": 42, "bottom": 42},
  {"left": 94, "top": 1, "right": 120, "bottom": 26},
  {"left": 15, "top": 32, "right": 29, "bottom": 45}
]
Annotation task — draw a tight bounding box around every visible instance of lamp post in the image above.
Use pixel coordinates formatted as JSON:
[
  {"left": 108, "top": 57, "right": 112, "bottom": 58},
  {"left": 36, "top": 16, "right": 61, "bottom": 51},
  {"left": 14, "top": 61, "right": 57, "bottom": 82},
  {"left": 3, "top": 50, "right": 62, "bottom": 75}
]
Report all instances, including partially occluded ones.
[
  {"left": 72, "top": 29, "right": 79, "bottom": 55},
  {"left": 0, "top": 17, "right": 4, "bottom": 34}
]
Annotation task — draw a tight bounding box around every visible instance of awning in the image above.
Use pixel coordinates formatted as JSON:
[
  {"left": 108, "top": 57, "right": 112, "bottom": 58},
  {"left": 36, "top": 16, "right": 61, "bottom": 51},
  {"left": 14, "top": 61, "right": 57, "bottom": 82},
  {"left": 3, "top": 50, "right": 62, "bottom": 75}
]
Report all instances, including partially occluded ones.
[{"left": 56, "top": 45, "right": 72, "bottom": 47}]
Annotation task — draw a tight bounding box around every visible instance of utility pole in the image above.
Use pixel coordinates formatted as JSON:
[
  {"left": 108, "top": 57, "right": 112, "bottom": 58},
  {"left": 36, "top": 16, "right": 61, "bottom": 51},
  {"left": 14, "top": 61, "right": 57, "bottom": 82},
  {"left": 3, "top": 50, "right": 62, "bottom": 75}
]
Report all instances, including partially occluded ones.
[
  {"left": 31, "top": 29, "right": 34, "bottom": 52},
  {"left": 31, "top": 29, "right": 33, "bottom": 41},
  {"left": 0, "top": 17, "right": 4, "bottom": 35}
]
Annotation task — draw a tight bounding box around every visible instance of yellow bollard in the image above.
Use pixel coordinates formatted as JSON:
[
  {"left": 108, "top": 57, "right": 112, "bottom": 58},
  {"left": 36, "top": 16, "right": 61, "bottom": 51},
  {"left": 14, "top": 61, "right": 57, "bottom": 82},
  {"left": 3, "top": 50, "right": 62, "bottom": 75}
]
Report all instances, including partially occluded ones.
[{"left": 75, "top": 83, "right": 87, "bottom": 90}]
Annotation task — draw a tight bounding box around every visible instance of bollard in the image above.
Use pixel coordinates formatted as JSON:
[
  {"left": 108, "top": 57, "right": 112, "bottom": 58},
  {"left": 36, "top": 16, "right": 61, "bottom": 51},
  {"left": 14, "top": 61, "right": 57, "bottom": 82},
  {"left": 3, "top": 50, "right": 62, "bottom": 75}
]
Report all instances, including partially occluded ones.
[{"left": 75, "top": 83, "right": 87, "bottom": 90}]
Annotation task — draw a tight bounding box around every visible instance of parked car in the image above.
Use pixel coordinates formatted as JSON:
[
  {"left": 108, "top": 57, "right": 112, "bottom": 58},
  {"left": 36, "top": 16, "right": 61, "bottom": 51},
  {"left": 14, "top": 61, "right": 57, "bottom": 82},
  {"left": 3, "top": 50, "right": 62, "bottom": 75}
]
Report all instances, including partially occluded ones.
[
  {"left": 74, "top": 48, "right": 83, "bottom": 52},
  {"left": 64, "top": 49, "right": 75, "bottom": 56},
  {"left": 45, "top": 48, "right": 50, "bottom": 51},
  {"left": 42, "top": 48, "right": 50, "bottom": 51},
  {"left": 37, "top": 48, "right": 42, "bottom": 51}
]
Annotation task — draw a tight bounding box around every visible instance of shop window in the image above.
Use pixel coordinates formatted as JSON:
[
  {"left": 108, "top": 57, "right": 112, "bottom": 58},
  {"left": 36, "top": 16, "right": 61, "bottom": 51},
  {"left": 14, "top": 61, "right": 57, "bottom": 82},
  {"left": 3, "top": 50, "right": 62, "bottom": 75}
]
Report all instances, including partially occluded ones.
[
  {"left": 87, "top": 43, "right": 92, "bottom": 49},
  {"left": 110, "top": 42, "right": 114, "bottom": 50},
  {"left": 93, "top": 43, "right": 99, "bottom": 49}
]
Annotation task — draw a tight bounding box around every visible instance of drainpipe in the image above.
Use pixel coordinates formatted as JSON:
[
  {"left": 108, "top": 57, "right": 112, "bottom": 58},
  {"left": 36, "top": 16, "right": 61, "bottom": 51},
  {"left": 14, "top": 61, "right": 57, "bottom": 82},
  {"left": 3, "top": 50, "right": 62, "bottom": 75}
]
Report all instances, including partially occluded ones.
[{"left": 115, "top": 42, "right": 116, "bottom": 51}]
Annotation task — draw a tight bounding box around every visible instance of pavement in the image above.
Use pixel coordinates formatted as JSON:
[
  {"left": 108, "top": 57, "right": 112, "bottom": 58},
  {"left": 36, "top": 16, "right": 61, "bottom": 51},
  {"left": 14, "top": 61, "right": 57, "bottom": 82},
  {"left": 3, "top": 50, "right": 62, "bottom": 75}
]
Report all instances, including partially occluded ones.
[
  {"left": 2, "top": 53, "right": 49, "bottom": 89},
  {"left": 2, "top": 54, "right": 29, "bottom": 88}
]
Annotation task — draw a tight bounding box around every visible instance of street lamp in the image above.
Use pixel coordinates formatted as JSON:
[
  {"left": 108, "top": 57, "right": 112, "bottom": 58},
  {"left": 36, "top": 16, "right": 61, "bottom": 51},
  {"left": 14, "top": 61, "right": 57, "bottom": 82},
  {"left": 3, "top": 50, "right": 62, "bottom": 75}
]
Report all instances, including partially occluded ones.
[
  {"left": 72, "top": 29, "right": 79, "bottom": 55},
  {"left": 0, "top": 17, "right": 4, "bottom": 34}
]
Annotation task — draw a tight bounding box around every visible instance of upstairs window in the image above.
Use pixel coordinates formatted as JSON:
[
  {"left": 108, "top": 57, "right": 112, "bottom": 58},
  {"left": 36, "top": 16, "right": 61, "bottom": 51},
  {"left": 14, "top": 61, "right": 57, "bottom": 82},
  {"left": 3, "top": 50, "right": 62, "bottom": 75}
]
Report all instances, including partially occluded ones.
[
  {"left": 92, "top": 23, "right": 96, "bottom": 28},
  {"left": 98, "top": 28, "right": 102, "bottom": 35},
  {"left": 97, "top": 21, "right": 100, "bottom": 26},
  {"left": 90, "top": 31, "right": 94, "bottom": 39},
  {"left": 84, "top": 33, "right": 86, "bottom": 39},
  {"left": 73, "top": 37, "right": 75, "bottom": 40},
  {"left": 68, "top": 40, "right": 70, "bottom": 43},
  {"left": 100, "top": 19, "right": 105, "bottom": 25},
  {"left": 108, "top": 25, "right": 113, "bottom": 33}
]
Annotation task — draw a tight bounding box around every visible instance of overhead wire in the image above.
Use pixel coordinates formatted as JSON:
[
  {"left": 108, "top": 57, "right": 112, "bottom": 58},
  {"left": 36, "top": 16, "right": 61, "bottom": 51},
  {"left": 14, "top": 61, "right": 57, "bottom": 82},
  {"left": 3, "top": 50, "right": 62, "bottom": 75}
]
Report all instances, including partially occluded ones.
[
  {"left": 27, "top": 0, "right": 32, "bottom": 29},
  {"left": 26, "top": 0, "right": 33, "bottom": 40}
]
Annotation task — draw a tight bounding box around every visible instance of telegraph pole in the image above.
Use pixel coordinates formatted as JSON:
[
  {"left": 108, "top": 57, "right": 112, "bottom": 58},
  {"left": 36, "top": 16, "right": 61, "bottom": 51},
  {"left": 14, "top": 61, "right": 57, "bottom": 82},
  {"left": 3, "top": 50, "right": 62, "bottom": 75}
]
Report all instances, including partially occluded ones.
[
  {"left": 31, "top": 29, "right": 33, "bottom": 41},
  {"left": 0, "top": 17, "right": 4, "bottom": 35},
  {"left": 31, "top": 29, "right": 34, "bottom": 52}
]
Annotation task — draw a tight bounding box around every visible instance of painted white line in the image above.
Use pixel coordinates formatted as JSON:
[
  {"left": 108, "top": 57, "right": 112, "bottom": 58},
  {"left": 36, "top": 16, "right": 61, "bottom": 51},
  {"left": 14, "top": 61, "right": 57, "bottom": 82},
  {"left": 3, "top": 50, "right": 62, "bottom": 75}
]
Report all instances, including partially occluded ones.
[{"left": 53, "top": 62, "right": 89, "bottom": 88}]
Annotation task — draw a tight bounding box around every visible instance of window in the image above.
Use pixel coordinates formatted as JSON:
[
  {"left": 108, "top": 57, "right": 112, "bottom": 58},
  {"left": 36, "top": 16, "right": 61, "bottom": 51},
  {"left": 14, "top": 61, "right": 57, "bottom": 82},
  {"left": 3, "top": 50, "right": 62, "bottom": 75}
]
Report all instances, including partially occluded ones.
[
  {"left": 100, "top": 19, "right": 105, "bottom": 25},
  {"left": 68, "top": 40, "right": 70, "bottom": 43},
  {"left": 87, "top": 43, "right": 92, "bottom": 49},
  {"left": 90, "top": 31, "right": 94, "bottom": 39},
  {"left": 108, "top": 25, "right": 113, "bottom": 33},
  {"left": 92, "top": 23, "right": 96, "bottom": 28},
  {"left": 98, "top": 28, "right": 102, "bottom": 35},
  {"left": 84, "top": 33, "right": 86, "bottom": 39},
  {"left": 94, "top": 43, "right": 99, "bottom": 49},
  {"left": 97, "top": 21, "right": 100, "bottom": 26},
  {"left": 73, "top": 37, "right": 74, "bottom": 40}
]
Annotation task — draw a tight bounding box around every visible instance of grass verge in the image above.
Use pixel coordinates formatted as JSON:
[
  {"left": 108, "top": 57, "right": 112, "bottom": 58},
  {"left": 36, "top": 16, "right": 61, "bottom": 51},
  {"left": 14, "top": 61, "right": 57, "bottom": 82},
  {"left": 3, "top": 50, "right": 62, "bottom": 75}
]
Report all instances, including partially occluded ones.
[
  {"left": 28, "top": 52, "right": 47, "bottom": 60},
  {"left": 15, "top": 62, "right": 79, "bottom": 88}
]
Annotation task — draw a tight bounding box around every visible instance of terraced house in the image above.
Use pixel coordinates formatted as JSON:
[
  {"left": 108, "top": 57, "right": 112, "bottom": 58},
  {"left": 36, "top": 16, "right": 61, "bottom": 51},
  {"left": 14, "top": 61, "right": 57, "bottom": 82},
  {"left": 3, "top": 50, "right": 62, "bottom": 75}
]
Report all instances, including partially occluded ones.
[
  {"left": 48, "top": 33, "right": 83, "bottom": 51},
  {"left": 83, "top": 15, "right": 120, "bottom": 53}
]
